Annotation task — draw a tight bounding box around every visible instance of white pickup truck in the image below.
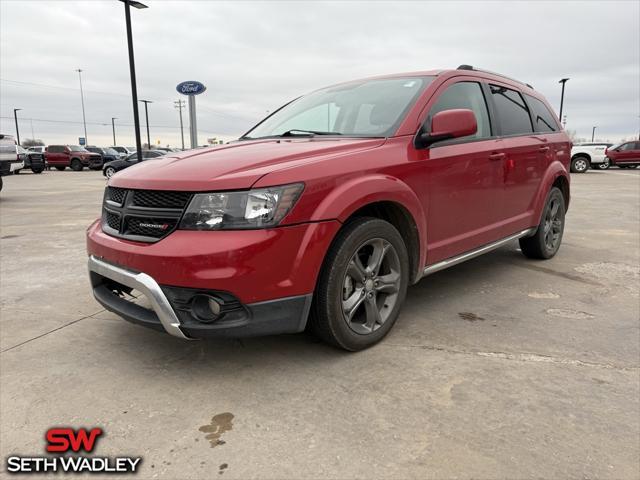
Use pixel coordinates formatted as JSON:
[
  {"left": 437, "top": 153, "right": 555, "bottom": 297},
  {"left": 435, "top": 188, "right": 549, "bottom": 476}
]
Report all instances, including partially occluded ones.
[{"left": 570, "top": 143, "right": 613, "bottom": 173}]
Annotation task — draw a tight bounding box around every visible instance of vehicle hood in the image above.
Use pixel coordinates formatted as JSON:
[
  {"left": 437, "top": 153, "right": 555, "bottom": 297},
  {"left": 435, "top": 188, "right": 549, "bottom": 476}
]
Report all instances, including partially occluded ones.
[
  {"left": 104, "top": 159, "right": 128, "bottom": 169},
  {"left": 109, "top": 137, "right": 386, "bottom": 191}
]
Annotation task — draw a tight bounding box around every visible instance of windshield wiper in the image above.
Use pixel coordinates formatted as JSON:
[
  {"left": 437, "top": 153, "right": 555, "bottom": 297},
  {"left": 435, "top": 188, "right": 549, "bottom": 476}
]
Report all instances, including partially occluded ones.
[{"left": 280, "top": 129, "right": 342, "bottom": 137}]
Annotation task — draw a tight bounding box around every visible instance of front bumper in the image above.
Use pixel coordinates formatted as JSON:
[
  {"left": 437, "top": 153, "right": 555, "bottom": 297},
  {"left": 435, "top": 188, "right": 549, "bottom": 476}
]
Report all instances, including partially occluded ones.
[
  {"left": 9, "top": 160, "right": 24, "bottom": 172},
  {"left": 86, "top": 219, "right": 341, "bottom": 338},
  {"left": 88, "top": 255, "right": 313, "bottom": 339}
]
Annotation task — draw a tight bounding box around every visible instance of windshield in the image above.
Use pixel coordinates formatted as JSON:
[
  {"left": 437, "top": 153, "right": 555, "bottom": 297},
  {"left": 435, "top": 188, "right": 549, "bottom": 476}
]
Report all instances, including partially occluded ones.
[
  {"left": 243, "top": 76, "right": 432, "bottom": 140},
  {"left": 104, "top": 148, "right": 118, "bottom": 155},
  {"left": 69, "top": 145, "right": 87, "bottom": 152}
]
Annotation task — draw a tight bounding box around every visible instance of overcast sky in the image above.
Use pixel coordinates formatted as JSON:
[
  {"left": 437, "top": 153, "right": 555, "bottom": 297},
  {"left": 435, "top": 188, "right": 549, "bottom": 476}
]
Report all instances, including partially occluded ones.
[{"left": 1, "top": 0, "right": 638, "bottom": 147}]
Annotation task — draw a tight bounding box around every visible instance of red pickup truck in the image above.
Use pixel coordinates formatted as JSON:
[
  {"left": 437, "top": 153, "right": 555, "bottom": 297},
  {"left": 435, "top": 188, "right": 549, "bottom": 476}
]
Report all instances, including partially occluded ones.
[
  {"left": 87, "top": 66, "right": 570, "bottom": 350},
  {"left": 46, "top": 145, "right": 101, "bottom": 171}
]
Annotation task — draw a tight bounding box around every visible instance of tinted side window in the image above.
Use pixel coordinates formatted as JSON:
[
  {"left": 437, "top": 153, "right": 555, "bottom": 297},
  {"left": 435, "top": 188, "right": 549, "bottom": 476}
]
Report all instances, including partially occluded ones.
[
  {"left": 428, "top": 82, "right": 491, "bottom": 140},
  {"left": 490, "top": 85, "right": 533, "bottom": 136},
  {"left": 48, "top": 146, "right": 63, "bottom": 153},
  {"left": 525, "top": 94, "right": 558, "bottom": 133}
]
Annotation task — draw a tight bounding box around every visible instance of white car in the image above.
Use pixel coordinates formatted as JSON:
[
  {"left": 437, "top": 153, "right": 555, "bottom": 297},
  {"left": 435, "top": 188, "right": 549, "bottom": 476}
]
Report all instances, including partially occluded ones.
[
  {"left": 570, "top": 142, "right": 613, "bottom": 173},
  {"left": 111, "top": 146, "right": 137, "bottom": 159},
  {"left": 27, "top": 146, "right": 46, "bottom": 154}
]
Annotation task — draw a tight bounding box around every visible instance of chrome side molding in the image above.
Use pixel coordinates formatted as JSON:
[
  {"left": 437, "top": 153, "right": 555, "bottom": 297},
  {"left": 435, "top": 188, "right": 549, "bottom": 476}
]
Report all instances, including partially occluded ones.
[
  {"left": 88, "top": 255, "right": 191, "bottom": 340},
  {"left": 422, "top": 228, "right": 536, "bottom": 277}
]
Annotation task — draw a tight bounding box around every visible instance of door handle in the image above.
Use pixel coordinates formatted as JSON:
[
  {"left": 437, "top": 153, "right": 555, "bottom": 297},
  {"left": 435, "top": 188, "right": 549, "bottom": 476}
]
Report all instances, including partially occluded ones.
[
  {"left": 489, "top": 152, "right": 506, "bottom": 161},
  {"left": 539, "top": 146, "right": 550, "bottom": 152}
]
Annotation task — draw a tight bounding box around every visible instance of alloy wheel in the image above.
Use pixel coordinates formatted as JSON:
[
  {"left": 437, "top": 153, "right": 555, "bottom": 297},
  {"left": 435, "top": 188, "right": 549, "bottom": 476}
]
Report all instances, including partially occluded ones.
[
  {"left": 574, "top": 159, "right": 587, "bottom": 172},
  {"left": 543, "top": 197, "right": 563, "bottom": 251},
  {"left": 341, "top": 238, "right": 401, "bottom": 335},
  {"left": 105, "top": 167, "right": 116, "bottom": 178}
]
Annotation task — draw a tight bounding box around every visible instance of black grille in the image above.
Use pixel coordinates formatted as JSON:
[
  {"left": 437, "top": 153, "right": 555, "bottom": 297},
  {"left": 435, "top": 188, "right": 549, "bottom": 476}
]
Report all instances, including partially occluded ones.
[
  {"left": 107, "top": 187, "right": 126, "bottom": 204},
  {"left": 132, "top": 190, "right": 192, "bottom": 209},
  {"left": 104, "top": 210, "right": 121, "bottom": 230},
  {"left": 101, "top": 187, "right": 188, "bottom": 243},
  {"left": 125, "top": 217, "right": 178, "bottom": 238}
]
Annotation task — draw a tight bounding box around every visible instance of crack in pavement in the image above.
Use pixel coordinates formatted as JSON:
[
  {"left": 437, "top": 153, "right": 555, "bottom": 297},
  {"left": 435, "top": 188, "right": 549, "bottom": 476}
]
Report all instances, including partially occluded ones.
[
  {"left": 382, "top": 343, "right": 639, "bottom": 371},
  {"left": 1, "top": 309, "right": 105, "bottom": 354}
]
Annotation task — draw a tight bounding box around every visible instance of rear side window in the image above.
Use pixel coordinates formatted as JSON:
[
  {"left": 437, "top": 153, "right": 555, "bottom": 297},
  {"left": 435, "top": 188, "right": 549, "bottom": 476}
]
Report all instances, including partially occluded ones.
[
  {"left": 525, "top": 94, "right": 558, "bottom": 132},
  {"left": 428, "top": 81, "right": 492, "bottom": 140},
  {"left": 48, "top": 146, "right": 63, "bottom": 153},
  {"left": 490, "top": 85, "right": 533, "bottom": 136}
]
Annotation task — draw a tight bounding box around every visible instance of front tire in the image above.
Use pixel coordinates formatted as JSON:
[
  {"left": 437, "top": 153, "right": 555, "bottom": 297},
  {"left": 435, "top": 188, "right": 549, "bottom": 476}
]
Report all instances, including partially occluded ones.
[
  {"left": 31, "top": 168, "right": 43, "bottom": 174},
  {"left": 519, "top": 187, "right": 566, "bottom": 259},
  {"left": 104, "top": 166, "right": 116, "bottom": 178},
  {"left": 70, "top": 159, "right": 83, "bottom": 171},
  {"left": 570, "top": 156, "right": 589, "bottom": 173},
  {"left": 596, "top": 158, "right": 610, "bottom": 170},
  {"left": 309, "top": 217, "right": 409, "bottom": 351}
]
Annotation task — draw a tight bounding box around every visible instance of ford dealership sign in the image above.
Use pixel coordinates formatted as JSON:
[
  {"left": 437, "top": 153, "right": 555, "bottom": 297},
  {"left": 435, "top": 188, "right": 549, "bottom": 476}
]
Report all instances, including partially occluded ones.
[{"left": 176, "top": 81, "right": 206, "bottom": 96}]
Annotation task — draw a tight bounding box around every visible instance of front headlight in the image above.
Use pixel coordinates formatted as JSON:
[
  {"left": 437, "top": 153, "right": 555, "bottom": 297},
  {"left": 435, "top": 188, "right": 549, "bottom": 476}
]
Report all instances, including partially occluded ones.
[{"left": 179, "top": 183, "right": 304, "bottom": 230}]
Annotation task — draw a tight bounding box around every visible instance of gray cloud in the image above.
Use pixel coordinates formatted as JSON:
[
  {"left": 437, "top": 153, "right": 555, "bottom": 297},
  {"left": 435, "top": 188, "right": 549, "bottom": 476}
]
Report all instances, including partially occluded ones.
[{"left": 1, "top": 0, "right": 638, "bottom": 146}]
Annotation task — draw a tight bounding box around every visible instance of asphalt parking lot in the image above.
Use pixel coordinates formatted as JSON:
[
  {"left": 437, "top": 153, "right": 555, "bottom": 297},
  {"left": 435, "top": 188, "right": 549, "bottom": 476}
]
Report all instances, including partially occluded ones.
[{"left": 1, "top": 169, "right": 639, "bottom": 479}]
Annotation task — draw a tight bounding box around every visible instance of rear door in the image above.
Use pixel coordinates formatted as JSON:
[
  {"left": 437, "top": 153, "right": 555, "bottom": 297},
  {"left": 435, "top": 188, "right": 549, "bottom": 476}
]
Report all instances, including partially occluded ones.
[
  {"left": 46, "top": 146, "right": 63, "bottom": 165},
  {"left": 488, "top": 84, "right": 542, "bottom": 231},
  {"left": 618, "top": 142, "right": 640, "bottom": 164},
  {"left": 417, "top": 79, "right": 505, "bottom": 262}
]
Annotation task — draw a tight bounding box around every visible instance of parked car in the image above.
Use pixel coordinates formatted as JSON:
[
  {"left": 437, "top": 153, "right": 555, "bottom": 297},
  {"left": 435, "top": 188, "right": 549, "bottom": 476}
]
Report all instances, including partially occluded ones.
[
  {"left": 45, "top": 145, "right": 101, "bottom": 171},
  {"left": 27, "top": 146, "right": 46, "bottom": 154},
  {"left": 111, "top": 146, "right": 137, "bottom": 159},
  {"left": 102, "top": 150, "right": 166, "bottom": 178},
  {"left": 85, "top": 146, "right": 121, "bottom": 170},
  {"left": 16, "top": 146, "right": 45, "bottom": 173},
  {"left": 570, "top": 142, "right": 613, "bottom": 172},
  {"left": 0, "top": 134, "right": 22, "bottom": 191},
  {"left": 87, "top": 66, "right": 571, "bottom": 351},
  {"left": 606, "top": 141, "right": 640, "bottom": 169}
]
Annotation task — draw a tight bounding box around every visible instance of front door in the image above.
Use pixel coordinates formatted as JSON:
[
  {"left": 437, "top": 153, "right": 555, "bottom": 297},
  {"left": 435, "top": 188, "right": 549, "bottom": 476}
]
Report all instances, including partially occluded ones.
[{"left": 416, "top": 80, "right": 505, "bottom": 263}]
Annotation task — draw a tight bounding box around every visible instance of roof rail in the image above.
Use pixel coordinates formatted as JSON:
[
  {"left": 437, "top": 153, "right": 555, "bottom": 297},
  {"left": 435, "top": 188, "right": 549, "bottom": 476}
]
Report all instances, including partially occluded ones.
[{"left": 455, "top": 65, "right": 533, "bottom": 89}]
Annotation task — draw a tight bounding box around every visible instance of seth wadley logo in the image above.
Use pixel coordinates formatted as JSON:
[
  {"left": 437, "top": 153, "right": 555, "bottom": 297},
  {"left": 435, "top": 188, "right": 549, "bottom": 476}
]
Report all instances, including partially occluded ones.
[{"left": 6, "top": 427, "right": 142, "bottom": 474}]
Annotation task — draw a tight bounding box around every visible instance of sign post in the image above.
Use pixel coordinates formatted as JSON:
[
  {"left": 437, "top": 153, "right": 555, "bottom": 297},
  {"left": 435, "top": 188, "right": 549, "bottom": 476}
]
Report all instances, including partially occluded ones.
[{"left": 176, "top": 81, "right": 206, "bottom": 149}]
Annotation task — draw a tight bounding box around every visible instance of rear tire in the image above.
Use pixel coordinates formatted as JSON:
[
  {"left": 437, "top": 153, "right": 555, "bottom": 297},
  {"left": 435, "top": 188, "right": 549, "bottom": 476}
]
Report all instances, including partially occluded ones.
[
  {"left": 519, "top": 187, "right": 565, "bottom": 260},
  {"left": 570, "top": 156, "right": 589, "bottom": 173},
  {"left": 596, "top": 158, "right": 610, "bottom": 170},
  {"left": 70, "top": 159, "right": 83, "bottom": 171},
  {"left": 32, "top": 168, "right": 43, "bottom": 174},
  {"left": 309, "top": 217, "right": 409, "bottom": 351},
  {"left": 54, "top": 166, "right": 65, "bottom": 171}
]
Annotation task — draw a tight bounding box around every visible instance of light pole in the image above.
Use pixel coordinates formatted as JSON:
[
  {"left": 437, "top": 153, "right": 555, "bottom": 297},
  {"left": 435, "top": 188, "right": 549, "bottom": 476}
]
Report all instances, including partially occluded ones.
[
  {"left": 558, "top": 78, "right": 569, "bottom": 126},
  {"left": 13, "top": 108, "right": 21, "bottom": 145},
  {"left": 76, "top": 69, "right": 88, "bottom": 145},
  {"left": 111, "top": 117, "right": 117, "bottom": 145},
  {"left": 120, "top": 0, "right": 148, "bottom": 162},
  {"left": 139, "top": 100, "right": 152, "bottom": 149},
  {"left": 591, "top": 126, "right": 597, "bottom": 142}
]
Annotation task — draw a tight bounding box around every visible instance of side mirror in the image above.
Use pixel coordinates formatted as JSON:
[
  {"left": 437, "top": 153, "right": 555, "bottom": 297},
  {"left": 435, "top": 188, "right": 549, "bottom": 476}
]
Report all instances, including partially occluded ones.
[{"left": 415, "top": 109, "right": 478, "bottom": 149}]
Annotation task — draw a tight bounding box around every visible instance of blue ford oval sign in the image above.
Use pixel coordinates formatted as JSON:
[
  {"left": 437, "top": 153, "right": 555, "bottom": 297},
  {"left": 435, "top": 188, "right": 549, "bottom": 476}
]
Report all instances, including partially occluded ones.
[{"left": 176, "top": 81, "right": 206, "bottom": 96}]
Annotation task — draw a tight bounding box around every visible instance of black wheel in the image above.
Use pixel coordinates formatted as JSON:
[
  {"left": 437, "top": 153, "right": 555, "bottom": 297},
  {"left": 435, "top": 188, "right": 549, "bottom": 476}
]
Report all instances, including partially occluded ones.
[
  {"left": 70, "top": 159, "right": 83, "bottom": 171},
  {"left": 54, "top": 166, "right": 65, "bottom": 171},
  {"left": 309, "top": 217, "right": 409, "bottom": 351},
  {"left": 596, "top": 158, "right": 610, "bottom": 170},
  {"left": 0, "top": 176, "right": 3, "bottom": 192},
  {"left": 570, "top": 156, "right": 589, "bottom": 173},
  {"left": 104, "top": 166, "right": 116, "bottom": 178},
  {"left": 519, "top": 187, "right": 565, "bottom": 260},
  {"left": 31, "top": 168, "right": 43, "bottom": 174}
]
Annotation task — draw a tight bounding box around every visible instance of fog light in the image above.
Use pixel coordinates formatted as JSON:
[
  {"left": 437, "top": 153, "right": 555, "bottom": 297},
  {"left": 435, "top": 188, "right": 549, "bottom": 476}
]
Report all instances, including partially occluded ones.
[{"left": 191, "top": 294, "right": 222, "bottom": 323}]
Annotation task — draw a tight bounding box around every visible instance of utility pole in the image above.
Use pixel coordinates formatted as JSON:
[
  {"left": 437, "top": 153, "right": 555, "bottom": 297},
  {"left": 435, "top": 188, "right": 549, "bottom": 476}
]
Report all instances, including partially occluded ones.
[
  {"left": 139, "top": 100, "right": 152, "bottom": 149},
  {"left": 558, "top": 78, "right": 569, "bottom": 126},
  {"left": 591, "top": 126, "right": 597, "bottom": 142},
  {"left": 13, "top": 108, "right": 21, "bottom": 145},
  {"left": 111, "top": 117, "right": 117, "bottom": 145},
  {"left": 174, "top": 100, "right": 186, "bottom": 150},
  {"left": 76, "top": 69, "right": 88, "bottom": 145}
]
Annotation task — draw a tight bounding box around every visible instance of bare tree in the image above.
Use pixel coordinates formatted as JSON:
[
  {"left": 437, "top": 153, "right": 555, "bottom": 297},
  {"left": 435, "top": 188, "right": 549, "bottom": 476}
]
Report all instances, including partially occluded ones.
[{"left": 21, "top": 138, "right": 45, "bottom": 147}]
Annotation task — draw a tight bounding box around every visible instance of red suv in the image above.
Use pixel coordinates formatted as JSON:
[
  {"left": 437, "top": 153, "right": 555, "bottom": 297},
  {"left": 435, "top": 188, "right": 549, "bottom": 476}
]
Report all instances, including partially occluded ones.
[
  {"left": 46, "top": 145, "right": 101, "bottom": 171},
  {"left": 87, "top": 66, "right": 571, "bottom": 350},
  {"left": 606, "top": 141, "right": 640, "bottom": 169}
]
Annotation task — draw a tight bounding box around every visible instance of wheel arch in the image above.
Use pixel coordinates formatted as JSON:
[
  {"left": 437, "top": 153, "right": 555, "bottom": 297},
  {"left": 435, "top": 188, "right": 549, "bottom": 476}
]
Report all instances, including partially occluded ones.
[
  {"left": 532, "top": 163, "right": 570, "bottom": 223},
  {"left": 308, "top": 175, "right": 426, "bottom": 283}
]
